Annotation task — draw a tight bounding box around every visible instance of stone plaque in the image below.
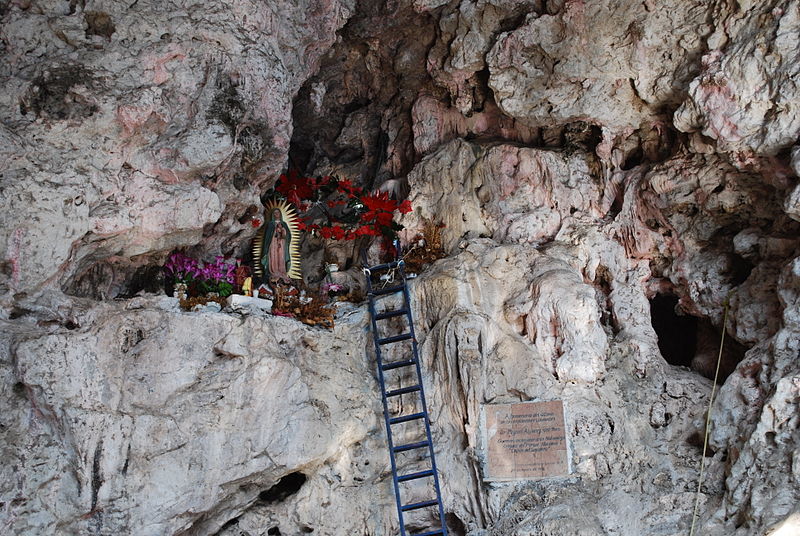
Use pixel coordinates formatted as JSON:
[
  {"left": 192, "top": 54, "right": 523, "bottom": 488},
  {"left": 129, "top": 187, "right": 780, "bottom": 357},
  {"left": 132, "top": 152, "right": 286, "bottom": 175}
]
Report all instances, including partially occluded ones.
[{"left": 484, "top": 400, "right": 569, "bottom": 480}]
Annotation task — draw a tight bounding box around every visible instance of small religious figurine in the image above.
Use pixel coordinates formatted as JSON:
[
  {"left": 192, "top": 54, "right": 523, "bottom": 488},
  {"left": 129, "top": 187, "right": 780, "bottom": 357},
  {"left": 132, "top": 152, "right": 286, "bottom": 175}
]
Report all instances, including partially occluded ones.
[
  {"left": 251, "top": 199, "right": 302, "bottom": 286},
  {"left": 242, "top": 277, "right": 253, "bottom": 297}
]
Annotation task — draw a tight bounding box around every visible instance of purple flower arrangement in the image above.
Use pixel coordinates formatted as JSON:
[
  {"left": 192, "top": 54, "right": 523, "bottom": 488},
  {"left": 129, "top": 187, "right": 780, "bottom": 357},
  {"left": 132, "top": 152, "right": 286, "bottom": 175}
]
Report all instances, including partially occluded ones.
[
  {"left": 200, "top": 257, "right": 236, "bottom": 285},
  {"left": 164, "top": 252, "right": 237, "bottom": 297},
  {"left": 164, "top": 252, "right": 200, "bottom": 284}
]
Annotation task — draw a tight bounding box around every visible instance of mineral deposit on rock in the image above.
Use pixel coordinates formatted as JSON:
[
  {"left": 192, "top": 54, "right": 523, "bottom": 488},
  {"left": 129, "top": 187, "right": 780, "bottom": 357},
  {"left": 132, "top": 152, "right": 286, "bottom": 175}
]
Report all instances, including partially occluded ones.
[{"left": 2, "top": 1, "right": 799, "bottom": 535}]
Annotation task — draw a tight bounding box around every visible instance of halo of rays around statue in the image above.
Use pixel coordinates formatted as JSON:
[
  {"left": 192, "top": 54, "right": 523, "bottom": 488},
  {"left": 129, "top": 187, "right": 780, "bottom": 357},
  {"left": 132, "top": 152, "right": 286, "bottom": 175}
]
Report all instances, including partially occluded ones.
[{"left": 251, "top": 199, "right": 303, "bottom": 281}]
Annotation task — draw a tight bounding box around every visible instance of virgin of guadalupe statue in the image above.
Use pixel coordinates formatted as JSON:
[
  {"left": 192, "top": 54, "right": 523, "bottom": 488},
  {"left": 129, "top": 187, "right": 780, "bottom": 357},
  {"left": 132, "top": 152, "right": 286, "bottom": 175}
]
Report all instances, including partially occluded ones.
[
  {"left": 251, "top": 199, "right": 302, "bottom": 285},
  {"left": 263, "top": 208, "right": 291, "bottom": 281}
]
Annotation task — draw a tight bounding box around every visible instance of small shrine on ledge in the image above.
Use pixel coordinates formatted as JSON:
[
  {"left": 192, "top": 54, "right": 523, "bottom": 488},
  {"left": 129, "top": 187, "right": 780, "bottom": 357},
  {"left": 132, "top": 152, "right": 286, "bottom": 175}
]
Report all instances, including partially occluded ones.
[{"left": 160, "top": 171, "right": 443, "bottom": 329}]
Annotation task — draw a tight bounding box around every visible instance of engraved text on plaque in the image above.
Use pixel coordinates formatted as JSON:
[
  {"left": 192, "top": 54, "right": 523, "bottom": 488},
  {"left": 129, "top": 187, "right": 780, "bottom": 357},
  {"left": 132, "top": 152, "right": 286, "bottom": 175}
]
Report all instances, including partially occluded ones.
[{"left": 484, "top": 400, "right": 569, "bottom": 480}]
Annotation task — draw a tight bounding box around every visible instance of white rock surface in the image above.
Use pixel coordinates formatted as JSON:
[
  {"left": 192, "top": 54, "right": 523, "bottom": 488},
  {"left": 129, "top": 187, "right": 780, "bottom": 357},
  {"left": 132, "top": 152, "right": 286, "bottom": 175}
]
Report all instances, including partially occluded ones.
[
  {"left": 3, "top": 303, "right": 377, "bottom": 535},
  {"left": 675, "top": 1, "right": 800, "bottom": 155},
  {"left": 0, "top": 237, "right": 709, "bottom": 535},
  {"left": 0, "top": 0, "right": 355, "bottom": 300},
  {"left": 2, "top": 1, "right": 800, "bottom": 535},
  {"left": 485, "top": 0, "right": 716, "bottom": 130},
  {"left": 396, "top": 139, "right": 800, "bottom": 534},
  {"left": 6, "top": 128, "right": 797, "bottom": 533}
]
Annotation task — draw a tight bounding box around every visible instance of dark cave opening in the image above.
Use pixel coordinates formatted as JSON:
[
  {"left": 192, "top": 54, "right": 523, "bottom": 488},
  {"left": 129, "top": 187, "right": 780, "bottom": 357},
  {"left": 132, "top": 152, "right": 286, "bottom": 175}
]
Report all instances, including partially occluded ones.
[
  {"left": 686, "top": 430, "right": 717, "bottom": 457},
  {"left": 649, "top": 294, "right": 697, "bottom": 368},
  {"left": 651, "top": 292, "right": 749, "bottom": 384},
  {"left": 620, "top": 144, "right": 643, "bottom": 170},
  {"left": 729, "top": 253, "right": 754, "bottom": 286},
  {"left": 120, "top": 264, "right": 165, "bottom": 298},
  {"left": 12, "top": 382, "right": 26, "bottom": 397},
  {"left": 446, "top": 512, "right": 467, "bottom": 536},
  {"left": 218, "top": 516, "right": 239, "bottom": 531},
  {"left": 258, "top": 472, "right": 307, "bottom": 504}
]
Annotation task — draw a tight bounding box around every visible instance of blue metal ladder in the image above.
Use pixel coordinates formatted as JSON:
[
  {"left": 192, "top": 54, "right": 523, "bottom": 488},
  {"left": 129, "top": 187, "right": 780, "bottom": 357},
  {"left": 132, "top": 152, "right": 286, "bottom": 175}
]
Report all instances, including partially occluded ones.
[{"left": 363, "top": 258, "right": 448, "bottom": 536}]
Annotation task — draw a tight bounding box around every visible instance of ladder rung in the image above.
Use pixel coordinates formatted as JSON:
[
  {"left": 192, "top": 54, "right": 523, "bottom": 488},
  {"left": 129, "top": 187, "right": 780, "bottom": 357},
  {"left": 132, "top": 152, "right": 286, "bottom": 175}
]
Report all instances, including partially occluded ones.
[
  {"left": 389, "top": 412, "right": 425, "bottom": 425},
  {"left": 411, "top": 530, "right": 446, "bottom": 536},
  {"left": 397, "top": 469, "right": 434, "bottom": 483},
  {"left": 386, "top": 384, "right": 421, "bottom": 397},
  {"left": 393, "top": 440, "right": 430, "bottom": 453},
  {"left": 378, "top": 333, "right": 413, "bottom": 345},
  {"left": 369, "top": 260, "right": 403, "bottom": 272},
  {"left": 375, "top": 308, "right": 409, "bottom": 320},
  {"left": 401, "top": 499, "right": 439, "bottom": 512},
  {"left": 370, "top": 284, "right": 405, "bottom": 296},
  {"left": 381, "top": 359, "right": 415, "bottom": 371}
]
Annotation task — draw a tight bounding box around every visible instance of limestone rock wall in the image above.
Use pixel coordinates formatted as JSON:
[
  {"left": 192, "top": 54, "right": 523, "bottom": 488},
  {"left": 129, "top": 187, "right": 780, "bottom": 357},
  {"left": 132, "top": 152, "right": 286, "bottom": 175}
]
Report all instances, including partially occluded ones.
[
  {"left": 2, "top": 0, "right": 800, "bottom": 535},
  {"left": 2, "top": 298, "right": 379, "bottom": 535},
  {"left": 396, "top": 139, "right": 799, "bottom": 535},
  {"left": 0, "top": 0, "right": 354, "bottom": 301}
]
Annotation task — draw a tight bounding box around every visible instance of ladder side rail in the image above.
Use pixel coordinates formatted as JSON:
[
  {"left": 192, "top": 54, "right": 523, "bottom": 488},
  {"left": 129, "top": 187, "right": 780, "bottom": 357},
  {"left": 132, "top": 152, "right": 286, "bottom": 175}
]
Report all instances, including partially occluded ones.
[{"left": 369, "top": 291, "right": 409, "bottom": 536}]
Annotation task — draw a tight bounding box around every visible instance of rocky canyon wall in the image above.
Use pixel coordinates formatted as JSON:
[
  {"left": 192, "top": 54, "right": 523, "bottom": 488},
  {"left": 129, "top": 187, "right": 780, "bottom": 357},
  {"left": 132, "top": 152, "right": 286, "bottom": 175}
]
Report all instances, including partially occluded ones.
[{"left": 1, "top": 1, "right": 799, "bottom": 535}]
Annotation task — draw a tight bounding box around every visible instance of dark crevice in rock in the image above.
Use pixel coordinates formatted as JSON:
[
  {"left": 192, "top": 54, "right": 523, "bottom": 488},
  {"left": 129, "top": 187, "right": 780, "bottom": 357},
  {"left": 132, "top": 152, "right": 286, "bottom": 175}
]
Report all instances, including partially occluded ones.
[
  {"left": 650, "top": 294, "right": 697, "bottom": 368},
  {"left": 90, "top": 439, "right": 104, "bottom": 512},
  {"left": 470, "top": 68, "right": 492, "bottom": 114},
  {"left": 621, "top": 144, "right": 644, "bottom": 170},
  {"left": 593, "top": 265, "right": 617, "bottom": 334},
  {"left": 544, "top": 0, "right": 566, "bottom": 15},
  {"left": 12, "top": 382, "right": 26, "bottom": 398},
  {"left": 692, "top": 319, "right": 748, "bottom": 384},
  {"left": 121, "top": 443, "right": 131, "bottom": 476},
  {"left": 207, "top": 77, "right": 246, "bottom": 134},
  {"left": 446, "top": 512, "right": 467, "bottom": 536},
  {"left": 65, "top": 257, "right": 165, "bottom": 301},
  {"left": 119, "top": 327, "right": 145, "bottom": 354},
  {"left": 498, "top": 11, "right": 531, "bottom": 33},
  {"left": 563, "top": 121, "right": 603, "bottom": 155},
  {"left": 258, "top": 472, "right": 307, "bottom": 504},
  {"left": 218, "top": 516, "right": 239, "bottom": 532},
  {"left": 68, "top": 0, "right": 86, "bottom": 15},
  {"left": 84, "top": 11, "right": 115, "bottom": 40},
  {"left": 686, "top": 430, "right": 717, "bottom": 458},
  {"left": 729, "top": 254, "right": 754, "bottom": 286},
  {"left": 8, "top": 307, "right": 29, "bottom": 320},
  {"left": 119, "top": 265, "right": 164, "bottom": 298},
  {"left": 20, "top": 65, "right": 98, "bottom": 120},
  {"left": 233, "top": 173, "right": 249, "bottom": 191},
  {"left": 651, "top": 293, "right": 747, "bottom": 384},
  {"left": 237, "top": 204, "right": 260, "bottom": 224},
  {"left": 207, "top": 75, "right": 272, "bottom": 168}
]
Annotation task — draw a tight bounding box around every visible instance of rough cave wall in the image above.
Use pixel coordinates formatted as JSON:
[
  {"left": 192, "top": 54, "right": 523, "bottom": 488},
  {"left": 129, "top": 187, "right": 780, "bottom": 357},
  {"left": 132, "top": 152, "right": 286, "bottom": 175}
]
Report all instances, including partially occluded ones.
[{"left": 1, "top": 1, "right": 800, "bottom": 535}]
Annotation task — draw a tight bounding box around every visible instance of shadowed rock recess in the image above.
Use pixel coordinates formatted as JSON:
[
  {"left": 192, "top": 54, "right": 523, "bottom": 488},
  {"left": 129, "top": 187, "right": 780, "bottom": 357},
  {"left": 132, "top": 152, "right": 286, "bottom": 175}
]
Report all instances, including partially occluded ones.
[{"left": 1, "top": 1, "right": 799, "bottom": 535}]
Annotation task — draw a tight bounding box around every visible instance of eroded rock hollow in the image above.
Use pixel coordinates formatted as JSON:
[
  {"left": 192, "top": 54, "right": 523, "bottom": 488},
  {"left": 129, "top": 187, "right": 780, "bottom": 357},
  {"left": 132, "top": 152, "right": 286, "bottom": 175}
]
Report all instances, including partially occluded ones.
[{"left": 1, "top": 1, "right": 799, "bottom": 535}]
